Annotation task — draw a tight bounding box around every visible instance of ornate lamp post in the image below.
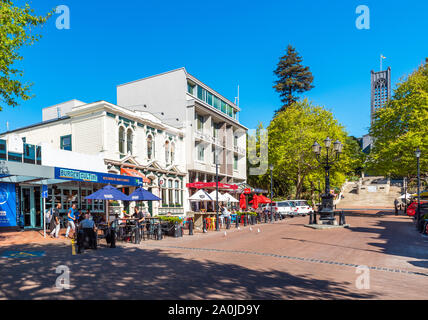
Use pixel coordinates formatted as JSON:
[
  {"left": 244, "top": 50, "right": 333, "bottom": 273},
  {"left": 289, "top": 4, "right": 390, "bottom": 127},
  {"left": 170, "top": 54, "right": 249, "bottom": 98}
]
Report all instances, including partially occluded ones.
[
  {"left": 312, "top": 137, "right": 343, "bottom": 223},
  {"left": 270, "top": 164, "right": 274, "bottom": 222},
  {"left": 415, "top": 147, "right": 421, "bottom": 228}
]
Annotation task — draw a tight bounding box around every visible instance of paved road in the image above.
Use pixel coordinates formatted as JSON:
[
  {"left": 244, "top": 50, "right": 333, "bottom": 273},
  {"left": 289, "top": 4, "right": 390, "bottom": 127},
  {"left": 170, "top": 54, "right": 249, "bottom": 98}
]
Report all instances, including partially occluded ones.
[{"left": 1, "top": 212, "right": 428, "bottom": 299}]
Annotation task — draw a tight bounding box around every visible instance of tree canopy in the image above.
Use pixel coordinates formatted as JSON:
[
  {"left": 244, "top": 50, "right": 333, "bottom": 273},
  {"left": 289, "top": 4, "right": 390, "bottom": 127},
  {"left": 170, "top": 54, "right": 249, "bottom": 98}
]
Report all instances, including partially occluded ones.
[
  {"left": 273, "top": 45, "right": 314, "bottom": 114},
  {"left": 264, "top": 99, "right": 355, "bottom": 200},
  {"left": 368, "top": 59, "right": 428, "bottom": 179},
  {"left": 0, "top": 0, "right": 52, "bottom": 110}
]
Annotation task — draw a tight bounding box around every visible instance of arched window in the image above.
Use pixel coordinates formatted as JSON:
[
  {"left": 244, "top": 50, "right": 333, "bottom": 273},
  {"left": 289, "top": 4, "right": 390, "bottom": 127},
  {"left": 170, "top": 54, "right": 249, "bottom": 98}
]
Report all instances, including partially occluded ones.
[
  {"left": 165, "top": 141, "right": 170, "bottom": 164},
  {"left": 147, "top": 135, "right": 153, "bottom": 160},
  {"left": 170, "top": 142, "right": 175, "bottom": 164},
  {"left": 119, "top": 127, "right": 125, "bottom": 154},
  {"left": 127, "top": 129, "right": 133, "bottom": 154}
]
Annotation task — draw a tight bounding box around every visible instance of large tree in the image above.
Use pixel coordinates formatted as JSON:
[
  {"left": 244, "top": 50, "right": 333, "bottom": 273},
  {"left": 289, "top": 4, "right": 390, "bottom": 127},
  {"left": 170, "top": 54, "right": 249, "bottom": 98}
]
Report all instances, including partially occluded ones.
[
  {"left": 273, "top": 45, "right": 314, "bottom": 114},
  {"left": 267, "top": 99, "right": 353, "bottom": 199},
  {"left": 368, "top": 59, "right": 428, "bottom": 181},
  {"left": 0, "top": 0, "right": 51, "bottom": 110}
]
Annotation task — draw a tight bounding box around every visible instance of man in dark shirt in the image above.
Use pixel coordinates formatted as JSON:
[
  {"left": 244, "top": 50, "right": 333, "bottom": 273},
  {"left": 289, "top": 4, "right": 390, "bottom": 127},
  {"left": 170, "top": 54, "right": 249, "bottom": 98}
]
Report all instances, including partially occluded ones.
[{"left": 49, "top": 203, "right": 61, "bottom": 238}]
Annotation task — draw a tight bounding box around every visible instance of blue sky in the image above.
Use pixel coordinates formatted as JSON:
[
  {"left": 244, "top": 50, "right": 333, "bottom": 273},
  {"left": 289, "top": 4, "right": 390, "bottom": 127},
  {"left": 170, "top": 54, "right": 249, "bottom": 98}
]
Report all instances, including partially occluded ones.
[{"left": 2, "top": 0, "right": 427, "bottom": 137}]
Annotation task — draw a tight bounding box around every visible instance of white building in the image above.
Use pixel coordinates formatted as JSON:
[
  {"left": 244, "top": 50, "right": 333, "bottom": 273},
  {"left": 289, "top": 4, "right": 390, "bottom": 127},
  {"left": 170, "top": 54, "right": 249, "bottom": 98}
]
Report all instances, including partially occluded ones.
[
  {"left": 117, "top": 68, "right": 247, "bottom": 210},
  {"left": 0, "top": 100, "right": 187, "bottom": 216},
  {"left": 1, "top": 68, "right": 248, "bottom": 215}
]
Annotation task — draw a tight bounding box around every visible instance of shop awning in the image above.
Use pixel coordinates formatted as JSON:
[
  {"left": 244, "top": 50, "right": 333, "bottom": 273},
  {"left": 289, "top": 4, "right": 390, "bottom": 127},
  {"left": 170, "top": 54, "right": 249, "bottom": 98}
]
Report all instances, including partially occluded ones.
[
  {"left": 120, "top": 168, "right": 150, "bottom": 183},
  {"left": 186, "top": 181, "right": 238, "bottom": 190},
  {"left": 0, "top": 161, "right": 143, "bottom": 187}
]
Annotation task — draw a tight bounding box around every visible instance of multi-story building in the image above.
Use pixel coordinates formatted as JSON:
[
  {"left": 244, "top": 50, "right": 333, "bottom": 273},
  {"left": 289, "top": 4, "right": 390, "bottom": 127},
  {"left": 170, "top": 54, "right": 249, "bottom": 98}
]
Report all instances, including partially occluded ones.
[
  {"left": 117, "top": 68, "right": 247, "bottom": 209},
  {"left": 0, "top": 100, "right": 187, "bottom": 216}
]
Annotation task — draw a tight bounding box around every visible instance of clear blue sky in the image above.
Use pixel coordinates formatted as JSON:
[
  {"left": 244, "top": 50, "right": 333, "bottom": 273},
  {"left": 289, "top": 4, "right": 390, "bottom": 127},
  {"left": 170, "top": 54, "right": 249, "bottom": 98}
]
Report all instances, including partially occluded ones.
[{"left": 2, "top": 0, "right": 427, "bottom": 137}]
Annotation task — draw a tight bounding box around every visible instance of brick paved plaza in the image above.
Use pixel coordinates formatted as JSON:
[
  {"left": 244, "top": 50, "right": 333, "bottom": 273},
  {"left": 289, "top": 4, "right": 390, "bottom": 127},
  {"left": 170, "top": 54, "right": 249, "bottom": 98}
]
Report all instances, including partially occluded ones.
[{"left": 1, "top": 210, "right": 428, "bottom": 300}]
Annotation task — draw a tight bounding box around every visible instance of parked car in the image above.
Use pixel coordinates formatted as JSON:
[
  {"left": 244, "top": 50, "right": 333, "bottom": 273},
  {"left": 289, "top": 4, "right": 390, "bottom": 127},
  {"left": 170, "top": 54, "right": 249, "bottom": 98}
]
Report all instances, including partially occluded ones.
[
  {"left": 406, "top": 200, "right": 428, "bottom": 217},
  {"left": 288, "top": 200, "right": 314, "bottom": 216},
  {"left": 261, "top": 201, "right": 296, "bottom": 218}
]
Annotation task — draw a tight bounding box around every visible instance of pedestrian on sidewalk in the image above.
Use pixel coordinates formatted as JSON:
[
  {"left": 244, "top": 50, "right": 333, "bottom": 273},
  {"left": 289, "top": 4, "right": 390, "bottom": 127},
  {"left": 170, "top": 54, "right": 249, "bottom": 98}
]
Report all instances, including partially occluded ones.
[
  {"left": 65, "top": 204, "right": 77, "bottom": 238},
  {"left": 394, "top": 199, "right": 399, "bottom": 215},
  {"left": 49, "top": 203, "right": 61, "bottom": 238}
]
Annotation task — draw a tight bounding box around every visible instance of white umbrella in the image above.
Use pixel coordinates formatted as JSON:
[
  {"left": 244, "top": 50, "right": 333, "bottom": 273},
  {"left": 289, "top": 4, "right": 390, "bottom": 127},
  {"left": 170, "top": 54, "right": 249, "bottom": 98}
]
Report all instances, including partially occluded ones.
[
  {"left": 399, "top": 193, "right": 412, "bottom": 199},
  {"left": 223, "top": 193, "right": 239, "bottom": 203},
  {"left": 189, "top": 189, "right": 213, "bottom": 201},
  {"left": 208, "top": 190, "right": 228, "bottom": 202}
]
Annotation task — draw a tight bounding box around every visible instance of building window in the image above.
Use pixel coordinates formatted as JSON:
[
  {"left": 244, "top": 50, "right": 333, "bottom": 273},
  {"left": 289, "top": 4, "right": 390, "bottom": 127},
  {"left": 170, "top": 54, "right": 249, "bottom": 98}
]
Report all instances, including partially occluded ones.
[
  {"left": 213, "top": 123, "right": 219, "bottom": 138},
  {"left": 119, "top": 127, "right": 125, "bottom": 154},
  {"left": 234, "top": 135, "right": 238, "bottom": 147},
  {"left": 147, "top": 135, "right": 154, "bottom": 160},
  {"left": 170, "top": 142, "right": 175, "bottom": 163},
  {"left": 127, "top": 129, "right": 133, "bottom": 154},
  {"left": 213, "top": 96, "right": 220, "bottom": 110},
  {"left": 165, "top": 140, "right": 170, "bottom": 164},
  {"left": 234, "top": 155, "right": 238, "bottom": 170},
  {"left": 197, "top": 143, "right": 204, "bottom": 161},
  {"left": 187, "top": 82, "right": 195, "bottom": 95},
  {"left": 60, "top": 135, "right": 72, "bottom": 151},
  {"left": 196, "top": 114, "right": 204, "bottom": 132}
]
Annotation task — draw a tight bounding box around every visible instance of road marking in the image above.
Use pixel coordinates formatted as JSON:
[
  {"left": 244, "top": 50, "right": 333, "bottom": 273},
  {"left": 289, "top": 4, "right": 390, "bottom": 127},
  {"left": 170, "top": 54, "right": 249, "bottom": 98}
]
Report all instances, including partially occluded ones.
[{"left": 146, "top": 244, "right": 428, "bottom": 278}]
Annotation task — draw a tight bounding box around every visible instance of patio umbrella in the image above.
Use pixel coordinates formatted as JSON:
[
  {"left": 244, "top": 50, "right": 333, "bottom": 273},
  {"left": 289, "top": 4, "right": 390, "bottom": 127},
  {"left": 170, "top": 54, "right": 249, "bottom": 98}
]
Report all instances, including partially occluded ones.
[
  {"left": 128, "top": 187, "right": 161, "bottom": 201},
  {"left": 257, "top": 195, "right": 272, "bottom": 204},
  {"left": 85, "top": 184, "right": 129, "bottom": 200},
  {"left": 85, "top": 184, "right": 130, "bottom": 223},
  {"left": 208, "top": 190, "right": 228, "bottom": 202},
  {"left": 223, "top": 193, "right": 239, "bottom": 203},
  {"left": 188, "top": 189, "right": 213, "bottom": 201},
  {"left": 239, "top": 193, "right": 247, "bottom": 209},
  {"left": 251, "top": 194, "right": 259, "bottom": 209}
]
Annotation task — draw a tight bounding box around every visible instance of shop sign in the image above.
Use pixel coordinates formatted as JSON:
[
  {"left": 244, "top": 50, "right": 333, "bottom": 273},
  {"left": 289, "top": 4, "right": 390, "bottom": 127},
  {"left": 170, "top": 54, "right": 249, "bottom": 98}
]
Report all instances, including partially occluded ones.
[
  {"left": 0, "top": 183, "right": 16, "bottom": 227},
  {"left": 54, "top": 167, "right": 142, "bottom": 187}
]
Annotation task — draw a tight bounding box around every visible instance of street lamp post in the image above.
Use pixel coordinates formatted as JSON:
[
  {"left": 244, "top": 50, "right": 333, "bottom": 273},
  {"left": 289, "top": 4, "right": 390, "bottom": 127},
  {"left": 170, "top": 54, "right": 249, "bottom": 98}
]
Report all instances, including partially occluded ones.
[
  {"left": 311, "top": 138, "right": 343, "bottom": 224},
  {"left": 415, "top": 147, "right": 421, "bottom": 229},
  {"left": 270, "top": 164, "right": 274, "bottom": 222},
  {"left": 215, "top": 159, "right": 220, "bottom": 232}
]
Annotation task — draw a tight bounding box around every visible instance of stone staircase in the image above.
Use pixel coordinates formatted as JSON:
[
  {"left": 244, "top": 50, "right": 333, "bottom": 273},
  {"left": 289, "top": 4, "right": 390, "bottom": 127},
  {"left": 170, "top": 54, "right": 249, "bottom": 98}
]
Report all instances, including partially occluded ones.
[{"left": 336, "top": 177, "right": 402, "bottom": 209}]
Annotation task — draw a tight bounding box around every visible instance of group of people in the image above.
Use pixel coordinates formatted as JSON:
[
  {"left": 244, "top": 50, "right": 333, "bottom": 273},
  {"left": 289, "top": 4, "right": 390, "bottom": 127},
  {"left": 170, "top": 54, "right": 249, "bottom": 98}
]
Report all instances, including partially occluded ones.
[{"left": 46, "top": 203, "right": 103, "bottom": 239}]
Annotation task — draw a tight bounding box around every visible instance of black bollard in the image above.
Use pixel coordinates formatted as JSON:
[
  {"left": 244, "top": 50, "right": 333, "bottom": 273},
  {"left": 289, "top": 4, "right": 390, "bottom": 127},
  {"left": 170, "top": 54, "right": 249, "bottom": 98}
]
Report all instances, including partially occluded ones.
[
  {"left": 226, "top": 217, "right": 231, "bottom": 229},
  {"left": 189, "top": 218, "right": 194, "bottom": 235},
  {"left": 235, "top": 215, "right": 239, "bottom": 228},
  {"left": 244, "top": 215, "right": 247, "bottom": 226},
  {"left": 309, "top": 213, "right": 313, "bottom": 224},
  {"left": 313, "top": 213, "right": 317, "bottom": 224},
  {"left": 110, "top": 228, "right": 116, "bottom": 248},
  {"left": 174, "top": 222, "right": 180, "bottom": 238},
  {"left": 275, "top": 213, "right": 278, "bottom": 221},
  {"left": 157, "top": 223, "right": 162, "bottom": 240},
  {"left": 203, "top": 218, "right": 207, "bottom": 233},
  {"left": 264, "top": 213, "right": 268, "bottom": 223}
]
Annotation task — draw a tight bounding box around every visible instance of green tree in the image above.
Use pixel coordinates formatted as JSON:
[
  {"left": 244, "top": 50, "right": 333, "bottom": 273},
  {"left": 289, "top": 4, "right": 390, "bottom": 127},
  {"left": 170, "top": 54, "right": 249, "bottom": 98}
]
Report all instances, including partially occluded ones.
[
  {"left": 368, "top": 59, "right": 428, "bottom": 180},
  {"left": 267, "top": 99, "right": 352, "bottom": 199},
  {"left": 273, "top": 45, "right": 314, "bottom": 114},
  {"left": 0, "top": 0, "right": 52, "bottom": 110}
]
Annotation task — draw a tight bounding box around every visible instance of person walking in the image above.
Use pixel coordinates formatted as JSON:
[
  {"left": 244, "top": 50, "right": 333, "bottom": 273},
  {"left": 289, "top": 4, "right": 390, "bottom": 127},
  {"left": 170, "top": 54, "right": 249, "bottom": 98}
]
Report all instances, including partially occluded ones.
[
  {"left": 49, "top": 203, "right": 61, "bottom": 238},
  {"left": 65, "top": 204, "right": 77, "bottom": 238},
  {"left": 394, "top": 198, "right": 399, "bottom": 216}
]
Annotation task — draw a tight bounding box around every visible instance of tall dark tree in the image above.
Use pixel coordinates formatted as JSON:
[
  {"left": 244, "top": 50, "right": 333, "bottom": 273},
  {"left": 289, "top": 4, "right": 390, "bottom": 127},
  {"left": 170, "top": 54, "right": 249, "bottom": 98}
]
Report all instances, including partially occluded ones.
[{"left": 273, "top": 45, "right": 314, "bottom": 114}]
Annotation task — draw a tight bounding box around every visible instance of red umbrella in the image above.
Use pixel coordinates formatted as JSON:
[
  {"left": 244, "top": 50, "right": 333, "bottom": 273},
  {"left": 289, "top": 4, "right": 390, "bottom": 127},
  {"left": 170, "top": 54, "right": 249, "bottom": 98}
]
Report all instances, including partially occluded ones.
[
  {"left": 258, "top": 195, "right": 272, "bottom": 203},
  {"left": 239, "top": 193, "right": 247, "bottom": 209},
  {"left": 251, "top": 194, "right": 259, "bottom": 209}
]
